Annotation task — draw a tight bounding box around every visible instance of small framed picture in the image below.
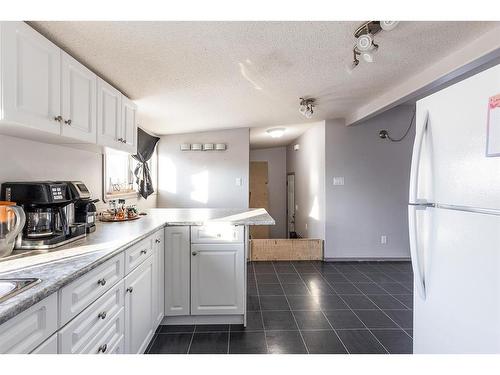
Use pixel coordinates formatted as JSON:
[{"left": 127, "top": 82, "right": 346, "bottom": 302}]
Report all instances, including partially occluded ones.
[{"left": 486, "top": 94, "right": 500, "bottom": 157}]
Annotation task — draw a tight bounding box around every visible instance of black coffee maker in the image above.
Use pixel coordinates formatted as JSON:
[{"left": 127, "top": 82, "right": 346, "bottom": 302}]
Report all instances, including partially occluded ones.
[
  {"left": 65, "top": 181, "right": 99, "bottom": 233},
  {"left": 0, "top": 181, "right": 87, "bottom": 249}
]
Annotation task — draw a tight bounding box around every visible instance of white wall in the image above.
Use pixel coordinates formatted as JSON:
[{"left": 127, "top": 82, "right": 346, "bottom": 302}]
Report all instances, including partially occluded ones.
[
  {"left": 250, "top": 146, "right": 287, "bottom": 238},
  {"left": 0, "top": 135, "right": 157, "bottom": 211},
  {"left": 325, "top": 105, "right": 415, "bottom": 260},
  {"left": 286, "top": 122, "right": 326, "bottom": 240},
  {"left": 157, "top": 128, "right": 249, "bottom": 209}
]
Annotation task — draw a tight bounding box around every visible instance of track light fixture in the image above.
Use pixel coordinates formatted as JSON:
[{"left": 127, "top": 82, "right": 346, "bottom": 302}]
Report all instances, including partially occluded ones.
[
  {"left": 299, "top": 97, "right": 315, "bottom": 119},
  {"left": 349, "top": 21, "right": 399, "bottom": 71}
]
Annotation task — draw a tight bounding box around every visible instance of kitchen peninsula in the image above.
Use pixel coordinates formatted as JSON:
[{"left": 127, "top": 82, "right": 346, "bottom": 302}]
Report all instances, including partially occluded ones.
[{"left": 0, "top": 208, "right": 274, "bottom": 354}]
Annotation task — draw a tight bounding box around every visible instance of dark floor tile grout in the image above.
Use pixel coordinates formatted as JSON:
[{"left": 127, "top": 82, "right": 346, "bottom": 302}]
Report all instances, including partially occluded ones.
[
  {"left": 148, "top": 260, "right": 413, "bottom": 354},
  {"left": 275, "top": 261, "right": 309, "bottom": 354}
]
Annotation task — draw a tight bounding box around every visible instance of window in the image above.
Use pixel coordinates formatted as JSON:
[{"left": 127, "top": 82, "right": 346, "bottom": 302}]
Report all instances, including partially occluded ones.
[{"left": 104, "top": 148, "right": 157, "bottom": 199}]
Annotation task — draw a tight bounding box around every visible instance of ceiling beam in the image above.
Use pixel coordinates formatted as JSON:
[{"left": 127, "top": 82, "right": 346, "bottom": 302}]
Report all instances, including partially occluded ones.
[{"left": 345, "top": 24, "right": 500, "bottom": 126}]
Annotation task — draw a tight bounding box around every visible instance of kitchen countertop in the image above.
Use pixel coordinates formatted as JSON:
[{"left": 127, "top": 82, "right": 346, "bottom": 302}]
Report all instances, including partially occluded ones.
[{"left": 0, "top": 208, "right": 274, "bottom": 326}]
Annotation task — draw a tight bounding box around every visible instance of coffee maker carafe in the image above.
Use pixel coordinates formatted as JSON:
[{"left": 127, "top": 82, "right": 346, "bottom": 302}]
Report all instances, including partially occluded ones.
[{"left": 0, "top": 182, "right": 86, "bottom": 250}]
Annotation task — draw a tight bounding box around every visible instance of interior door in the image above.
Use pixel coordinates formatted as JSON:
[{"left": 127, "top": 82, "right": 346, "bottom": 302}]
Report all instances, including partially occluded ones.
[
  {"left": 2, "top": 21, "right": 61, "bottom": 134},
  {"left": 249, "top": 161, "right": 270, "bottom": 239},
  {"left": 287, "top": 173, "right": 295, "bottom": 237},
  {"left": 191, "top": 243, "right": 244, "bottom": 315},
  {"left": 124, "top": 256, "right": 154, "bottom": 354},
  {"left": 61, "top": 51, "right": 97, "bottom": 143},
  {"left": 97, "top": 78, "right": 122, "bottom": 148}
]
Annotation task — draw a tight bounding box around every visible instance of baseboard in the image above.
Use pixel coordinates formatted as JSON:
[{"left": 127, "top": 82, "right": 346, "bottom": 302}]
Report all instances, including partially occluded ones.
[
  {"left": 161, "top": 314, "right": 244, "bottom": 325},
  {"left": 324, "top": 257, "right": 411, "bottom": 262}
]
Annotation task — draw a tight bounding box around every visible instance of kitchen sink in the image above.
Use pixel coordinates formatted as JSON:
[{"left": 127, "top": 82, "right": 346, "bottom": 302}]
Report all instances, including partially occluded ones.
[{"left": 0, "top": 278, "right": 41, "bottom": 303}]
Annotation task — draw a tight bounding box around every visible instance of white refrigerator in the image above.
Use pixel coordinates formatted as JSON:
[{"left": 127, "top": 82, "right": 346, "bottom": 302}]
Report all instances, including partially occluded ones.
[{"left": 409, "top": 63, "right": 500, "bottom": 354}]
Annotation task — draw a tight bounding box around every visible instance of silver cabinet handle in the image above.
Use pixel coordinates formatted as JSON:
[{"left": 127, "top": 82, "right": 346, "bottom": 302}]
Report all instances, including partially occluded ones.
[
  {"left": 98, "top": 343, "right": 107, "bottom": 353},
  {"left": 97, "top": 278, "right": 106, "bottom": 286},
  {"left": 126, "top": 286, "right": 133, "bottom": 293},
  {"left": 98, "top": 311, "right": 107, "bottom": 320},
  {"left": 118, "top": 138, "right": 123, "bottom": 142},
  {"left": 140, "top": 249, "right": 147, "bottom": 255},
  {"left": 64, "top": 119, "right": 72, "bottom": 126},
  {"left": 192, "top": 251, "right": 198, "bottom": 256},
  {"left": 54, "top": 115, "right": 63, "bottom": 122},
  {"left": 155, "top": 239, "right": 161, "bottom": 244},
  {"left": 123, "top": 139, "right": 127, "bottom": 143}
]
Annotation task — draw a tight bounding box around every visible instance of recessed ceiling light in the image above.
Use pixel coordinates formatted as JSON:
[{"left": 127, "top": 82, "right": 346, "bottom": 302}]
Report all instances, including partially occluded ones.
[{"left": 266, "top": 128, "right": 286, "bottom": 138}]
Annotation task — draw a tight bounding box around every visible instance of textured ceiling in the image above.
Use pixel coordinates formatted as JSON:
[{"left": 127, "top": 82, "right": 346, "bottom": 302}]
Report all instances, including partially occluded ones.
[{"left": 30, "top": 21, "right": 499, "bottom": 146}]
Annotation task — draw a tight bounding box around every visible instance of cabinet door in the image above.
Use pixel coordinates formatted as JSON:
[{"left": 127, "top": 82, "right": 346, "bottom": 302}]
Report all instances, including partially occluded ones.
[
  {"left": 124, "top": 256, "right": 154, "bottom": 354},
  {"left": 152, "top": 229, "right": 165, "bottom": 327},
  {"left": 31, "top": 333, "right": 58, "bottom": 354},
  {"left": 61, "top": 51, "right": 97, "bottom": 143},
  {"left": 1, "top": 21, "right": 61, "bottom": 134},
  {"left": 97, "top": 77, "right": 122, "bottom": 148},
  {"left": 121, "top": 96, "right": 137, "bottom": 154},
  {"left": 0, "top": 292, "right": 58, "bottom": 354},
  {"left": 164, "top": 226, "right": 190, "bottom": 316},
  {"left": 191, "top": 243, "right": 245, "bottom": 315}
]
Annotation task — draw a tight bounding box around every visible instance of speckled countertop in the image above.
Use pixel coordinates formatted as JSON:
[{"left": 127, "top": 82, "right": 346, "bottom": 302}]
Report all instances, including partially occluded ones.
[{"left": 0, "top": 208, "right": 274, "bottom": 326}]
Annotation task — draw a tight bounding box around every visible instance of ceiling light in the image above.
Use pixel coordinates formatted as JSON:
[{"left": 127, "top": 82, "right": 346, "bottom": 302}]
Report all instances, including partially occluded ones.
[
  {"left": 299, "top": 97, "right": 315, "bottom": 119},
  {"left": 356, "top": 33, "right": 374, "bottom": 52},
  {"left": 380, "top": 21, "right": 399, "bottom": 31},
  {"left": 266, "top": 128, "right": 286, "bottom": 138},
  {"left": 348, "top": 20, "right": 399, "bottom": 72}
]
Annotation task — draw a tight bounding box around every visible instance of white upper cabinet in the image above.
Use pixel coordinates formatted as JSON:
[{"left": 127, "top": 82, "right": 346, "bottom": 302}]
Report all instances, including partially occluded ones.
[
  {"left": 97, "top": 77, "right": 122, "bottom": 147},
  {"left": 0, "top": 21, "right": 137, "bottom": 151},
  {"left": 121, "top": 96, "right": 138, "bottom": 154},
  {"left": 0, "top": 21, "right": 61, "bottom": 134},
  {"left": 61, "top": 51, "right": 97, "bottom": 143}
]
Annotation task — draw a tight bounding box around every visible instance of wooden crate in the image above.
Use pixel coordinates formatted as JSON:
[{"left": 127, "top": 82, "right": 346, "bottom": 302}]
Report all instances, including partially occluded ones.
[{"left": 250, "top": 239, "right": 323, "bottom": 261}]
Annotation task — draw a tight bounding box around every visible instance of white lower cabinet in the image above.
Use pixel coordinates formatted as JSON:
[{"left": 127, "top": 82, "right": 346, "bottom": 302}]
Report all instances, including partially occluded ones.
[
  {"left": 152, "top": 229, "right": 165, "bottom": 327},
  {"left": 191, "top": 243, "right": 245, "bottom": 315},
  {"left": 124, "top": 255, "right": 154, "bottom": 354},
  {"left": 31, "top": 333, "right": 58, "bottom": 354},
  {"left": 83, "top": 309, "right": 125, "bottom": 354},
  {"left": 58, "top": 280, "right": 124, "bottom": 354},
  {"left": 164, "top": 226, "right": 190, "bottom": 316},
  {"left": 0, "top": 292, "right": 58, "bottom": 354}
]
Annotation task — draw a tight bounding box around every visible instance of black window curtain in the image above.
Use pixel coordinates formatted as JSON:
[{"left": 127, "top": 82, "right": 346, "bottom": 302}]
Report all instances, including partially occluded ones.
[{"left": 132, "top": 128, "right": 160, "bottom": 199}]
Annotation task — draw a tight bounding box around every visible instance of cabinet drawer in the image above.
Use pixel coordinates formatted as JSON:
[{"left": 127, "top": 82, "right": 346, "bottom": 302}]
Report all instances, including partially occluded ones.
[
  {"left": 125, "top": 236, "right": 152, "bottom": 274},
  {"left": 191, "top": 225, "right": 244, "bottom": 244},
  {"left": 59, "top": 253, "right": 124, "bottom": 326},
  {"left": 81, "top": 308, "right": 125, "bottom": 354},
  {"left": 0, "top": 293, "right": 58, "bottom": 354},
  {"left": 31, "top": 333, "right": 58, "bottom": 354},
  {"left": 59, "top": 280, "right": 124, "bottom": 354}
]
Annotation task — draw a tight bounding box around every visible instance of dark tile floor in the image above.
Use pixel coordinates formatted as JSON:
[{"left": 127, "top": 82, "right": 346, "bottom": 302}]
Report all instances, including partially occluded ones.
[{"left": 146, "top": 261, "right": 413, "bottom": 354}]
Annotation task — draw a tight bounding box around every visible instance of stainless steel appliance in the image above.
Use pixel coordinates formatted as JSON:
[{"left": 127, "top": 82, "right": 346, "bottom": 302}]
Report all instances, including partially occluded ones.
[
  {"left": 66, "top": 181, "right": 99, "bottom": 233},
  {"left": 0, "top": 182, "right": 86, "bottom": 250}
]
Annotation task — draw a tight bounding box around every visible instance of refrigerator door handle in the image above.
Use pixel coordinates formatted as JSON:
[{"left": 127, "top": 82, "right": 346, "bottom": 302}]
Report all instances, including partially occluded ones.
[
  {"left": 409, "top": 204, "right": 426, "bottom": 299},
  {"left": 409, "top": 110, "right": 429, "bottom": 204}
]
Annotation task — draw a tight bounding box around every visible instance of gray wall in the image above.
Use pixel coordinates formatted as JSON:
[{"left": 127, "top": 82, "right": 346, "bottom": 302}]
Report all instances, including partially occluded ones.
[
  {"left": 286, "top": 122, "right": 326, "bottom": 240},
  {"left": 0, "top": 135, "right": 157, "bottom": 211},
  {"left": 250, "top": 146, "right": 287, "bottom": 238},
  {"left": 324, "top": 105, "right": 415, "bottom": 260},
  {"left": 157, "top": 128, "right": 250, "bottom": 208}
]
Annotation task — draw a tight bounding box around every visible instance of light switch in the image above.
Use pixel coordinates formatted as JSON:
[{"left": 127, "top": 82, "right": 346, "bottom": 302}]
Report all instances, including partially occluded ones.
[
  {"left": 333, "top": 176, "right": 345, "bottom": 186},
  {"left": 235, "top": 177, "right": 242, "bottom": 186}
]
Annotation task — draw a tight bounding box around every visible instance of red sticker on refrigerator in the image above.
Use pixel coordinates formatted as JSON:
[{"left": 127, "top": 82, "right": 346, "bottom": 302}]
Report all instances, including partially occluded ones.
[{"left": 486, "top": 94, "right": 500, "bottom": 157}]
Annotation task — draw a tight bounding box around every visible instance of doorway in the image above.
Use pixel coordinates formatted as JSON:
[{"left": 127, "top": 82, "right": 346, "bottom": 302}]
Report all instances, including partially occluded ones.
[{"left": 287, "top": 173, "right": 295, "bottom": 238}]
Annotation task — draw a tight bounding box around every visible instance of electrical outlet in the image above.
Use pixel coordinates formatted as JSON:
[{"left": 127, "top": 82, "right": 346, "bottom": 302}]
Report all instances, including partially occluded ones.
[
  {"left": 380, "top": 235, "right": 387, "bottom": 245},
  {"left": 235, "top": 177, "right": 242, "bottom": 186}
]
